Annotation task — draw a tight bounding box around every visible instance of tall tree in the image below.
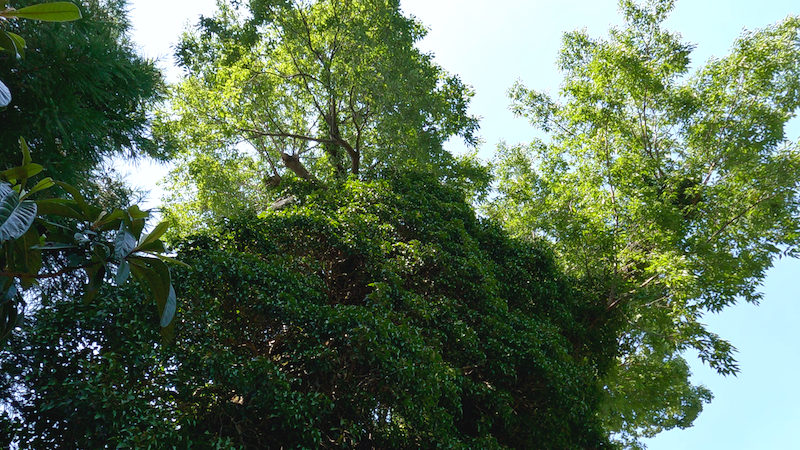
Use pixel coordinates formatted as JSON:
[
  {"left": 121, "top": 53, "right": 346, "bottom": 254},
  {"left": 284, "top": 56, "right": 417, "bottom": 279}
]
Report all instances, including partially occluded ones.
[
  {"left": 0, "top": 0, "right": 165, "bottom": 186},
  {"left": 487, "top": 0, "right": 800, "bottom": 446},
  {"left": 156, "top": 0, "right": 483, "bottom": 228}
]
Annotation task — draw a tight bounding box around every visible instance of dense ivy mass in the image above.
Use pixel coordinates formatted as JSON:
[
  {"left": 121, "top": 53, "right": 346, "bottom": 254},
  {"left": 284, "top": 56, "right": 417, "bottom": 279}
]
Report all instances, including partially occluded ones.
[{"left": 2, "top": 173, "right": 618, "bottom": 448}]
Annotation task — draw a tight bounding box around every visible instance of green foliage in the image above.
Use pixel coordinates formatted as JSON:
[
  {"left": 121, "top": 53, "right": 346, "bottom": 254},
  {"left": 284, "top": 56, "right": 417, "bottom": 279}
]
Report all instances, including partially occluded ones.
[
  {"left": 0, "top": 180, "right": 37, "bottom": 242},
  {"left": 1, "top": 2, "right": 81, "bottom": 22},
  {"left": 0, "top": 2, "right": 82, "bottom": 107},
  {"left": 0, "top": 142, "right": 179, "bottom": 345},
  {"left": 2, "top": 172, "right": 619, "bottom": 448},
  {"left": 0, "top": 284, "right": 187, "bottom": 448},
  {"left": 488, "top": 0, "right": 800, "bottom": 444},
  {"left": 600, "top": 349, "right": 712, "bottom": 449},
  {"left": 156, "top": 0, "right": 485, "bottom": 227},
  {"left": 0, "top": 0, "right": 165, "bottom": 185}
]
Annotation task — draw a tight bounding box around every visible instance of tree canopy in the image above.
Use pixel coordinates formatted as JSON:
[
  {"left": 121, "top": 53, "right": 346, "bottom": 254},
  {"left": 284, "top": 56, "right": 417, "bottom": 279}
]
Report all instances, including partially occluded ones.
[
  {"left": 488, "top": 0, "right": 800, "bottom": 445},
  {"left": 0, "top": 0, "right": 177, "bottom": 349},
  {"left": 2, "top": 172, "right": 619, "bottom": 448},
  {"left": 156, "top": 0, "right": 487, "bottom": 231}
]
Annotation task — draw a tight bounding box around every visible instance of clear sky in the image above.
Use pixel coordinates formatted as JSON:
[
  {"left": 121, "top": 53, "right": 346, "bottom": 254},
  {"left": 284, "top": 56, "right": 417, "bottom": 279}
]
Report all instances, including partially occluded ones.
[{"left": 125, "top": 1, "right": 800, "bottom": 447}]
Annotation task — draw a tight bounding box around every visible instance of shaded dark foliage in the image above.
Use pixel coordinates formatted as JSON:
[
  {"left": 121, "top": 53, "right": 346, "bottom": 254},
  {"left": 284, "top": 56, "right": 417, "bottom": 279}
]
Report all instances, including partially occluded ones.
[{"left": 2, "top": 172, "right": 618, "bottom": 448}]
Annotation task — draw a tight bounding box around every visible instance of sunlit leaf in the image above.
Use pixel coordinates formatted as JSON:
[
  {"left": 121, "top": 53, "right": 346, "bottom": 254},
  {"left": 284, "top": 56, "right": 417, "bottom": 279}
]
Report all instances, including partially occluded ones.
[
  {"left": 0, "top": 79, "right": 9, "bottom": 107},
  {"left": 4, "top": 2, "right": 82, "bottom": 22},
  {"left": 137, "top": 221, "right": 168, "bottom": 248},
  {"left": 0, "top": 181, "right": 37, "bottom": 242}
]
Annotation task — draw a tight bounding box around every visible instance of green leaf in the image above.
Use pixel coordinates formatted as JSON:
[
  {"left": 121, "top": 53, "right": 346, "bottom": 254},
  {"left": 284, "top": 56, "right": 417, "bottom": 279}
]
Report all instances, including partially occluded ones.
[
  {"left": 114, "top": 223, "right": 136, "bottom": 260},
  {"left": 0, "top": 181, "right": 37, "bottom": 242},
  {"left": 1, "top": 163, "right": 43, "bottom": 182},
  {"left": 161, "top": 284, "right": 176, "bottom": 327},
  {"left": 128, "top": 256, "right": 175, "bottom": 327},
  {"left": 136, "top": 239, "right": 165, "bottom": 253},
  {"left": 152, "top": 253, "right": 191, "bottom": 269},
  {"left": 130, "top": 217, "right": 145, "bottom": 240},
  {"left": 4, "top": 2, "right": 82, "bottom": 22},
  {"left": 0, "top": 78, "right": 9, "bottom": 107},
  {"left": 1, "top": 281, "right": 16, "bottom": 305},
  {"left": 93, "top": 209, "right": 124, "bottom": 229},
  {"left": 6, "top": 31, "right": 25, "bottom": 58},
  {"left": 83, "top": 263, "right": 104, "bottom": 303},
  {"left": 20, "top": 177, "right": 54, "bottom": 201},
  {"left": 20, "top": 137, "right": 32, "bottom": 166},
  {"left": 127, "top": 204, "right": 150, "bottom": 219},
  {"left": 35, "top": 198, "right": 83, "bottom": 219},
  {"left": 55, "top": 181, "right": 90, "bottom": 216},
  {"left": 0, "top": 30, "right": 24, "bottom": 58},
  {"left": 0, "top": 32, "right": 16, "bottom": 57},
  {"left": 92, "top": 242, "right": 110, "bottom": 261},
  {"left": 15, "top": 227, "right": 41, "bottom": 288},
  {"left": 30, "top": 242, "right": 78, "bottom": 250},
  {"left": 115, "top": 260, "right": 130, "bottom": 285},
  {"left": 137, "top": 221, "right": 169, "bottom": 248}
]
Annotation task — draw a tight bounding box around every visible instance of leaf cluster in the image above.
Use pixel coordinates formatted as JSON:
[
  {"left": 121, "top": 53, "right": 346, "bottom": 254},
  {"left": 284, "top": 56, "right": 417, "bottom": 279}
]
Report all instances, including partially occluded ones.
[{"left": 1, "top": 140, "right": 179, "bottom": 345}]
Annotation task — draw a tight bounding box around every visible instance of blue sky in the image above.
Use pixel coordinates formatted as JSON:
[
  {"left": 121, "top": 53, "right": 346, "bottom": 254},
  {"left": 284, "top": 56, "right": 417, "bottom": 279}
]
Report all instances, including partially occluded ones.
[{"left": 126, "top": 1, "right": 800, "bottom": 447}]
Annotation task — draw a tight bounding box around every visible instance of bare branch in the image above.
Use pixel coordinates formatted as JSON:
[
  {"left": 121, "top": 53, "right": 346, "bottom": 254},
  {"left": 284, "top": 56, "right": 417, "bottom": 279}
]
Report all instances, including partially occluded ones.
[{"left": 240, "top": 128, "right": 338, "bottom": 146}]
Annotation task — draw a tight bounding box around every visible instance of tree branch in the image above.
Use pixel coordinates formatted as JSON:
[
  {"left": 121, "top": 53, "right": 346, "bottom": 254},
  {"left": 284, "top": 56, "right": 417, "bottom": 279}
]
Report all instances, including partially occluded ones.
[
  {"left": 241, "top": 128, "right": 338, "bottom": 146},
  {"left": 705, "top": 192, "right": 780, "bottom": 244},
  {"left": 281, "top": 152, "right": 315, "bottom": 181},
  {"left": 1, "top": 263, "right": 92, "bottom": 281}
]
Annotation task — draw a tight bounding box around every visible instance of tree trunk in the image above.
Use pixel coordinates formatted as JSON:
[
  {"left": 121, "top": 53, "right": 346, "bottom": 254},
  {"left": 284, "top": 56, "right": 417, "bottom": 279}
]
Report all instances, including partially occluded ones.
[{"left": 281, "top": 152, "right": 314, "bottom": 180}]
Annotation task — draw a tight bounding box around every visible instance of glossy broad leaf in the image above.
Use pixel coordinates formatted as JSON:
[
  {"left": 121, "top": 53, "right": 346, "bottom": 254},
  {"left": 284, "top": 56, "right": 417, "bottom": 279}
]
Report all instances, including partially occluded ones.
[
  {"left": 115, "top": 260, "right": 130, "bottom": 285},
  {"left": 114, "top": 223, "right": 137, "bottom": 260},
  {"left": 0, "top": 181, "right": 37, "bottom": 242},
  {"left": 55, "top": 181, "right": 88, "bottom": 211},
  {"left": 1, "top": 163, "right": 43, "bottom": 182},
  {"left": 0, "top": 79, "right": 10, "bottom": 107},
  {"left": 21, "top": 177, "right": 54, "bottom": 200},
  {"left": 35, "top": 198, "right": 84, "bottom": 219},
  {"left": 137, "top": 221, "right": 168, "bottom": 248},
  {"left": 20, "top": 138, "right": 32, "bottom": 166},
  {"left": 160, "top": 284, "right": 176, "bottom": 327},
  {"left": 128, "top": 256, "right": 175, "bottom": 327},
  {"left": 3, "top": 2, "right": 82, "bottom": 22},
  {"left": 0, "top": 30, "right": 25, "bottom": 58},
  {"left": 6, "top": 32, "right": 25, "bottom": 58}
]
